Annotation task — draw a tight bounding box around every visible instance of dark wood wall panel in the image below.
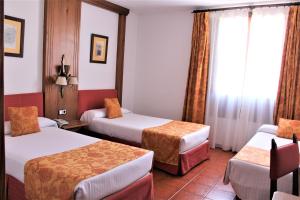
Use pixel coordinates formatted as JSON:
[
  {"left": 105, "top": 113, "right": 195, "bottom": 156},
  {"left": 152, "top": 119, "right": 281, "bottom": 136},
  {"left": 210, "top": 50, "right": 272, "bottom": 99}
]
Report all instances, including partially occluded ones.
[
  {"left": 0, "top": 0, "right": 5, "bottom": 199},
  {"left": 43, "top": 0, "right": 81, "bottom": 120},
  {"left": 115, "top": 14, "right": 126, "bottom": 104},
  {"left": 83, "top": 0, "right": 129, "bottom": 15},
  {"left": 44, "top": 0, "right": 128, "bottom": 119}
]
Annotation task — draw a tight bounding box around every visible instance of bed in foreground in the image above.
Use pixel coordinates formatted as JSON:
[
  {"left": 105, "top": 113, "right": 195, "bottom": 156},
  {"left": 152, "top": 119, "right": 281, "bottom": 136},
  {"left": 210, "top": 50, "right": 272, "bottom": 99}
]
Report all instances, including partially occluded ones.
[
  {"left": 6, "top": 127, "right": 154, "bottom": 200},
  {"left": 224, "top": 124, "right": 300, "bottom": 200},
  {"left": 5, "top": 93, "right": 154, "bottom": 200},
  {"left": 78, "top": 89, "right": 210, "bottom": 175}
]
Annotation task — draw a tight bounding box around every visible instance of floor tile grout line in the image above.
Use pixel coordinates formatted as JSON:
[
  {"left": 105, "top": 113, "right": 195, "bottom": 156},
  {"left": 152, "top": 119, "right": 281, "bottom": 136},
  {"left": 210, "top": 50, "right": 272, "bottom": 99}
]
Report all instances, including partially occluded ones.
[
  {"left": 170, "top": 166, "right": 229, "bottom": 199},
  {"left": 203, "top": 181, "right": 218, "bottom": 199},
  {"left": 208, "top": 167, "right": 236, "bottom": 198},
  {"left": 167, "top": 154, "right": 226, "bottom": 199},
  {"left": 155, "top": 149, "right": 235, "bottom": 200},
  {"left": 203, "top": 168, "right": 228, "bottom": 199},
  {"left": 205, "top": 181, "right": 236, "bottom": 200},
  {"left": 167, "top": 163, "right": 213, "bottom": 200}
]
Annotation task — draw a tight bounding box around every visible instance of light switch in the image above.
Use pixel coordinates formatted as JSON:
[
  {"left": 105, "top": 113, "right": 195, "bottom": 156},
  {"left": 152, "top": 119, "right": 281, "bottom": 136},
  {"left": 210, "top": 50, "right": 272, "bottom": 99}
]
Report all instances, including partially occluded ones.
[{"left": 58, "top": 109, "right": 67, "bottom": 115}]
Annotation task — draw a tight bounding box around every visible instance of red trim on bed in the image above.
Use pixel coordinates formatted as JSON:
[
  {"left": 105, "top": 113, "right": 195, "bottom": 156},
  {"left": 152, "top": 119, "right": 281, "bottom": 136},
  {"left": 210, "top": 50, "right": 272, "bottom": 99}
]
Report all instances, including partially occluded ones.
[
  {"left": 180, "top": 140, "right": 209, "bottom": 174},
  {"left": 78, "top": 89, "right": 117, "bottom": 118},
  {"left": 6, "top": 173, "right": 154, "bottom": 200},
  {"left": 4, "top": 93, "right": 44, "bottom": 121},
  {"left": 154, "top": 161, "right": 179, "bottom": 175},
  {"left": 7, "top": 175, "right": 26, "bottom": 200},
  {"left": 105, "top": 173, "right": 154, "bottom": 200},
  {"left": 154, "top": 140, "right": 209, "bottom": 175}
]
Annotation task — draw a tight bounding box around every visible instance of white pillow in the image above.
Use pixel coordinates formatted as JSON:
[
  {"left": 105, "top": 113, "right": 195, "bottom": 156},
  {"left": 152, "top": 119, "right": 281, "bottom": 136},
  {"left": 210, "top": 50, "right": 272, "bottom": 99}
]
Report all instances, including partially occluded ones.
[
  {"left": 80, "top": 108, "right": 131, "bottom": 122},
  {"left": 256, "top": 124, "right": 278, "bottom": 135},
  {"left": 4, "top": 117, "right": 58, "bottom": 135},
  {"left": 38, "top": 117, "right": 58, "bottom": 128},
  {"left": 121, "top": 108, "right": 131, "bottom": 114},
  {"left": 80, "top": 108, "right": 106, "bottom": 123}
]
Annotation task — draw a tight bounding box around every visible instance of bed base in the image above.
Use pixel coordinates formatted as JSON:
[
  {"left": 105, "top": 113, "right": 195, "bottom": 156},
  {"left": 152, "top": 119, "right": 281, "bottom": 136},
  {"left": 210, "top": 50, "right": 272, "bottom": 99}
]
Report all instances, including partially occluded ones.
[
  {"left": 7, "top": 175, "right": 26, "bottom": 200},
  {"left": 6, "top": 173, "right": 154, "bottom": 200},
  {"left": 155, "top": 140, "right": 210, "bottom": 175},
  {"left": 81, "top": 129, "right": 210, "bottom": 175}
]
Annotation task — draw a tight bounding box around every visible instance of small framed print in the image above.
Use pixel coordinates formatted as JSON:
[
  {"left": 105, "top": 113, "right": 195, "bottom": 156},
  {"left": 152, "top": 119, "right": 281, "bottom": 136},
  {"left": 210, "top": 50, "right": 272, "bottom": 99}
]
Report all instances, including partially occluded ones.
[
  {"left": 4, "top": 15, "right": 25, "bottom": 57},
  {"left": 90, "top": 34, "right": 109, "bottom": 64}
]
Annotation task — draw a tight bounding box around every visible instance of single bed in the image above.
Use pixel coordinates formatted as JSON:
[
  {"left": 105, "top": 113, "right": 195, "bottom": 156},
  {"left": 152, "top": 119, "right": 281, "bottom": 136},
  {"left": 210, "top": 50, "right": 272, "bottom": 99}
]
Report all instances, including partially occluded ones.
[
  {"left": 82, "top": 112, "right": 210, "bottom": 155},
  {"left": 224, "top": 124, "right": 300, "bottom": 200},
  {"left": 5, "top": 93, "right": 154, "bottom": 200},
  {"left": 78, "top": 89, "right": 210, "bottom": 175}
]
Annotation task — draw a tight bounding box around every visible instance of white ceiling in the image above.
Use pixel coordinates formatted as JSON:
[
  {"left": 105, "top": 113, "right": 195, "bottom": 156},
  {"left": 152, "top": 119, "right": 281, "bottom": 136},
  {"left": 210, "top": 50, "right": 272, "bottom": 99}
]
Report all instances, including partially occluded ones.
[{"left": 109, "top": 0, "right": 298, "bottom": 13}]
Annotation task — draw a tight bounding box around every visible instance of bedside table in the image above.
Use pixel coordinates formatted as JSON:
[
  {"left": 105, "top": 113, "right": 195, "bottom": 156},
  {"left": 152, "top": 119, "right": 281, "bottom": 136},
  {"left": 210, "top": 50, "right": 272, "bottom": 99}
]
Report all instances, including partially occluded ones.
[{"left": 61, "top": 120, "right": 88, "bottom": 132}]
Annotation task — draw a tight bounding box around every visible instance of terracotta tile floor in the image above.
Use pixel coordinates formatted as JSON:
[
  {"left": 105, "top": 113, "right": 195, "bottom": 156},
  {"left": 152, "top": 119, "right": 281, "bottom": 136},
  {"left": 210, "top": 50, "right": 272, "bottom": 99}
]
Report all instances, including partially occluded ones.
[{"left": 153, "top": 148, "right": 236, "bottom": 200}]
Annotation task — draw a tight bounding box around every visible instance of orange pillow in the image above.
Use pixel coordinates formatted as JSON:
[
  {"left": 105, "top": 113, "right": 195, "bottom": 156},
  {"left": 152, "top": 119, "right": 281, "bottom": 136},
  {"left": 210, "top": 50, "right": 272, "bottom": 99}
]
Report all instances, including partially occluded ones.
[
  {"left": 277, "top": 118, "right": 300, "bottom": 140},
  {"left": 8, "top": 106, "right": 40, "bottom": 137},
  {"left": 104, "top": 98, "right": 122, "bottom": 119}
]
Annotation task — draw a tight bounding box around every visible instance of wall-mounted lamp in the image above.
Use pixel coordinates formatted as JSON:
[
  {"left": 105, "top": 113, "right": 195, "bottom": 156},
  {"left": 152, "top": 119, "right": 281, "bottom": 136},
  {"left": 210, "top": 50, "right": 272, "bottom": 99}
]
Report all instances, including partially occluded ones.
[{"left": 56, "top": 54, "right": 78, "bottom": 98}]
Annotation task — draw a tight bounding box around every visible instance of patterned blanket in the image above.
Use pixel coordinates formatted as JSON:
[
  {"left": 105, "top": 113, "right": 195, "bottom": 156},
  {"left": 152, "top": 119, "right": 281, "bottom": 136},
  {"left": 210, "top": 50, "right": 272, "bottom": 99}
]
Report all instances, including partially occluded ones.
[
  {"left": 25, "top": 140, "right": 149, "bottom": 200},
  {"left": 234, "top": 146, "right": 270, "bottom": 167},
  {"left": 142, "top": 120, "right": 206, "bottom": 166}
]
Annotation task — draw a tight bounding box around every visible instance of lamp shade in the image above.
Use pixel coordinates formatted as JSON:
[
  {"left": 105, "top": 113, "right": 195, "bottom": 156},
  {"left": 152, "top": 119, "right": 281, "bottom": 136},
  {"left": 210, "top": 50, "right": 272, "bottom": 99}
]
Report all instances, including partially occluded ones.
[
  {"left": 68, "top": 76, "right": 78, "bottom": 85},
  {"left": 56, "top": 76, "right": 67, "bottom": 86}
]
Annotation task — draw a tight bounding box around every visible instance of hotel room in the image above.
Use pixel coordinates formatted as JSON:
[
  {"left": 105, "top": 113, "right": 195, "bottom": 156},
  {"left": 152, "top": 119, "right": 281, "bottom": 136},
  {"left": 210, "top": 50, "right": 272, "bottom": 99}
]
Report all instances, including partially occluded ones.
[{"left": 0, "top": 0, "right": 300, "bottom": 199}]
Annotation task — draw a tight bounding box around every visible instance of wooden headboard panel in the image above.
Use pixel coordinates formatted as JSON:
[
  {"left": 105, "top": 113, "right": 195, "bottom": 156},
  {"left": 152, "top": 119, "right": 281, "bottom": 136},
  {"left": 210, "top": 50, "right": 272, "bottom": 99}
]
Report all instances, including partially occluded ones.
[
  {"left": 4, "top": 93, "right": 44, "bottom": 121},
  {"left": 78, "top": 89, "right": 118, "bottom": 118}
]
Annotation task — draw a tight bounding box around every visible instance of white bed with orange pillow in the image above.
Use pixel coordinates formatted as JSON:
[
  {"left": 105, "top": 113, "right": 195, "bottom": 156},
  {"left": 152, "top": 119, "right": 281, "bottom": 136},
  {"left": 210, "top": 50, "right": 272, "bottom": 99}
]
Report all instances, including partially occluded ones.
[
  {"left": 224, "top": 124, "right": 300, "bottom": 200},
  {"left": 78, "top": 89, "right": 210, "bottom": 175},
  {"left": 5, "top": 125, "right": 153, "bottom": 200},
  {"left": 4, "top": 92, "right": 154, "bottom": 200},
  {"left": 81, "top": 109, "right": 210, "bottom": 153}
]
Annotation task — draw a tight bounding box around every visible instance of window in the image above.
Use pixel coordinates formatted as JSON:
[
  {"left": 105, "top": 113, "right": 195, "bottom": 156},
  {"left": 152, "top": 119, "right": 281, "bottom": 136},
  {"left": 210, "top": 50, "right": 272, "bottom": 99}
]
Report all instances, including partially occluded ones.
[{"left": 206, "top": 7, "right": 288, "bottom": 151}]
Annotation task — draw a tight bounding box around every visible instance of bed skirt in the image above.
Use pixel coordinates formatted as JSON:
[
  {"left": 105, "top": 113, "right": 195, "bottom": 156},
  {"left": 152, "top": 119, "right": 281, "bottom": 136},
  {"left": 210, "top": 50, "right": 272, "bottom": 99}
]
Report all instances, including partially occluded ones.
[
  {"left": 81, "top": 129, "right": 210, "bottom": 175},
  {"left": 155, "top": 140, "right": 210, "bottom": 175},
  {"left": 6, "top": 173, "right": 154, "bottom": 200}
]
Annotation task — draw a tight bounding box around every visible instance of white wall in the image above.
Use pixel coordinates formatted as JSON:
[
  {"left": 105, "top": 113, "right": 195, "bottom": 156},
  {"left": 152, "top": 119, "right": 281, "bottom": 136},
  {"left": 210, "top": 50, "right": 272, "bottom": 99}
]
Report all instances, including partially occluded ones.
[
  {"left": 4, "top": 0, "right": 44, "bottom": 95},
  {"left": 122, "top": 12, "right": 138, "bottom": 111},
  {"left": 4, "top": 0, "right": 193, "bottom": 121},
  {"left": 129, "top": 11, "right": 193, "bottom": 120},
  {"left": 79, "top": 2, "right": 118, "bottom": 90}
]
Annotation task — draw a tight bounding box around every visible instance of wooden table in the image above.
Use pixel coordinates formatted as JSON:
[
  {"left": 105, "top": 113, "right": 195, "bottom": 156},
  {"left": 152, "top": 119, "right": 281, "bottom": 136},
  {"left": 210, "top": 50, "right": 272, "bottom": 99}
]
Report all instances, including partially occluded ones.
[{"left": 61, "top": 120, "right": 88, "bottom": 132}]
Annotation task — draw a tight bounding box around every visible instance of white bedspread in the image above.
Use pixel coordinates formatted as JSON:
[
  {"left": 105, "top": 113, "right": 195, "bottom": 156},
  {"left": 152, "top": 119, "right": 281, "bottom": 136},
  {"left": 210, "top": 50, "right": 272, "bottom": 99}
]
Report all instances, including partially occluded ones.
[
  {"left": 224, "top": 125, "right": 300, "bottom": 200},
  {"left": 5, "top": 127, "right": 153, "bottom": 200},
  {"left": 82, "top": 112, "right": 210, "bottom": 153}
]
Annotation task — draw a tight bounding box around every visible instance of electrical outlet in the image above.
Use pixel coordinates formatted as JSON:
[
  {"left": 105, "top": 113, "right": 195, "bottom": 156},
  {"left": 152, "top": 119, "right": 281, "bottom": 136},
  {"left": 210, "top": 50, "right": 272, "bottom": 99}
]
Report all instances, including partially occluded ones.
[{"left": 58, "top": 109, "right": 67, "bottom": 115}]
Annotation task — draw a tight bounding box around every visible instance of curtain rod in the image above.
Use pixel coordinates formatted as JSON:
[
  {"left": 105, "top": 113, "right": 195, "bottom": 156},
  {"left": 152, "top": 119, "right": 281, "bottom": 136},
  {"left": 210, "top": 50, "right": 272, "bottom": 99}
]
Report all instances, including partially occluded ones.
[{"left": 193, "top": 1, "right": 300, "bottom": 13}]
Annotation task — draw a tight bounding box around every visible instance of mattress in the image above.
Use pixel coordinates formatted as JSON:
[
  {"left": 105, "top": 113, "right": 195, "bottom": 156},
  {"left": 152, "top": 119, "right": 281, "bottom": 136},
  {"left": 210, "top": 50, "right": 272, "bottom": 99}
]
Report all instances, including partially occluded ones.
[
  {"left": 224, "top": 125, "right": 300, "bottom": 200},
  {"left": 83, "top": 112, "right": 210, "bottom": 153},
  {"left": 5, "top": 127, "right": 154, "bottom": 200}
]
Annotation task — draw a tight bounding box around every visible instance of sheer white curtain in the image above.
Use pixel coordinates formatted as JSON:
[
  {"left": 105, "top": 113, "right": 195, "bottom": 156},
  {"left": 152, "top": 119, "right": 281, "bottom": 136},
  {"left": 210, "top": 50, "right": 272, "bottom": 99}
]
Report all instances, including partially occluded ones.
[{"left": 206, "top": 7, "right": 288, "bottom": 151}]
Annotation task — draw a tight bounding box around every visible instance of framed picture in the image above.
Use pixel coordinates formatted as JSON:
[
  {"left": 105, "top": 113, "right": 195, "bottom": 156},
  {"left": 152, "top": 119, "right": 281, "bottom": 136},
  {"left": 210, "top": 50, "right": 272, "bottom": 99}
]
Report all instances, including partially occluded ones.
[
  {"left": 4, "top": 15, "right": 25, "bottom": 57},
  {"left": 90, "top": 34, "right": 108, "bottom": 64}
]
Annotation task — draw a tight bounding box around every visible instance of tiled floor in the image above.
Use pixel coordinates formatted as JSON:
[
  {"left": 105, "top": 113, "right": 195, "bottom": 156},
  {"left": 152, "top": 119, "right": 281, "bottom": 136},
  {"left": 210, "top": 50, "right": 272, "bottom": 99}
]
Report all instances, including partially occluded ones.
[{"left": 153, "top": 148, "right": 236, "bottom": 200}]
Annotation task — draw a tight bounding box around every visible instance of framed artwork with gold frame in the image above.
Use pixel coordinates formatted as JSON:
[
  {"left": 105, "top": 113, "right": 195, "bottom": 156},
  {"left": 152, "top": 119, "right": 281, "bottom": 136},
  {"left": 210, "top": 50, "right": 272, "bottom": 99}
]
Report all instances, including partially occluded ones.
[
  {"left": 4, "top": 15, "right": 25, "bottom": 57},
  {"left": 90, "top": 34, "right": 108, "bottom": 64}
]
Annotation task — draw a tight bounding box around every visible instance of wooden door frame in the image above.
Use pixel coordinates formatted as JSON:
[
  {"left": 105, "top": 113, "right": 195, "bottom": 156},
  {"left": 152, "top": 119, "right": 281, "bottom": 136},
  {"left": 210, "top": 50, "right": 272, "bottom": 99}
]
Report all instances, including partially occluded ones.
[{"left": 0, "top": 0, "right": 5, "bottom": 199}]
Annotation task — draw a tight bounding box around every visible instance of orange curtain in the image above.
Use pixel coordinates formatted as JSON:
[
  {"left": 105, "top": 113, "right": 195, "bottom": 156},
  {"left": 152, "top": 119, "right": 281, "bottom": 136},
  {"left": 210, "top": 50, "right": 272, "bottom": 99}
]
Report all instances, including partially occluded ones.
[
  {"left": 182, "top": 12, "right": 210, "bottom": 124},
  {"left": 274, "top": 6, "right": 300, "bottom": 124}
]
